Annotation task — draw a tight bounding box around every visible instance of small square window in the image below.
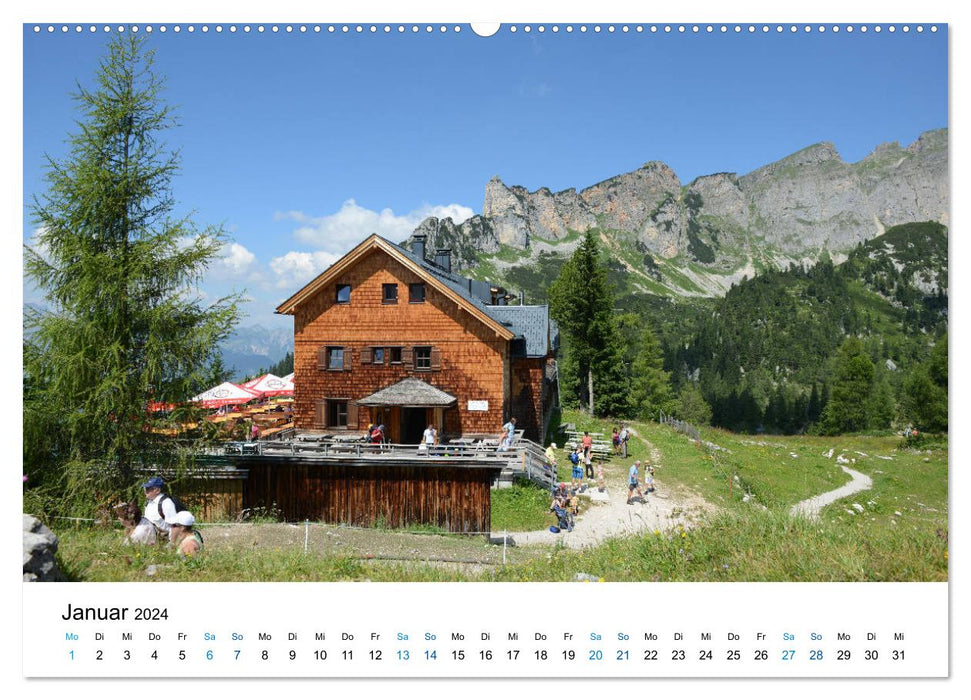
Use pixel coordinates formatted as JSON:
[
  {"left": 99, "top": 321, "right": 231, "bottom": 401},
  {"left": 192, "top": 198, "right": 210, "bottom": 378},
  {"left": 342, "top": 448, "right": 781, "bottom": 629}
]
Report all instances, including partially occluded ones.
[
  {"left": 382, "top": 283, "right": 398, "bottom": 304},
  {"left": 327, "top": 347, "right": 344, "bottom": 370},
  {"left": 389, "top": 347, "right": 403, "bottom": 364},
  {"left": 372, "top": 347, "right": 385, "bottom": 364},
  {"left": 414, "top": 346, "right": 432, "bottom": 371},
  {"left": 409, "top": 283, "right": 426, "bottom": 303},
  {"left": 336, "top": 284, "right": 351, "bottom": 304}
]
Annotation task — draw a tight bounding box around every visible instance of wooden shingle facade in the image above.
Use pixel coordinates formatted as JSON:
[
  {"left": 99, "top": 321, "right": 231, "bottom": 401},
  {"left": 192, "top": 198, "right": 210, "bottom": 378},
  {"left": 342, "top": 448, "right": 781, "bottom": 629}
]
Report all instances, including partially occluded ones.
[{"left": 276, "top": 233, "right": 559, "bottom": 445}]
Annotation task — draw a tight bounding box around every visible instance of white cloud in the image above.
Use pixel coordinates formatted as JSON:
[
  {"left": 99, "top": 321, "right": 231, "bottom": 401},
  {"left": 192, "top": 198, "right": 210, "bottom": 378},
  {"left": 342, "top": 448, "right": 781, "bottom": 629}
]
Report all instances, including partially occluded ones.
[
  {"left": 269, "top": 250, "right": 339, "bottom": 290},
  {"left": 218, "top": 242, "right": 257, "bottom": 275},
  {"left": 278, "top": 199, "right": 475, "bottom": 255}
]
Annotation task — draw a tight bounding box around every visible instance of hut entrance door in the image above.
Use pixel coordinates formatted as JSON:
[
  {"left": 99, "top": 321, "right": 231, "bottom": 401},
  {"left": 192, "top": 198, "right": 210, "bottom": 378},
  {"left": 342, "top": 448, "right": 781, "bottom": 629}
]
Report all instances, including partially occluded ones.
[{"left": 401, "top": 407, "right": 427, "bottom": 445}]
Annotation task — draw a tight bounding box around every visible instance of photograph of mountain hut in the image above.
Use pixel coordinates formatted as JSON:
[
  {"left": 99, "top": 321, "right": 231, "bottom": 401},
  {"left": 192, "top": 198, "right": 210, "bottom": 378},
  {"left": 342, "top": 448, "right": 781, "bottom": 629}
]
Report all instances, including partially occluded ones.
[{"left": 22, "top": 24, "right": 947, "bottom": 582}]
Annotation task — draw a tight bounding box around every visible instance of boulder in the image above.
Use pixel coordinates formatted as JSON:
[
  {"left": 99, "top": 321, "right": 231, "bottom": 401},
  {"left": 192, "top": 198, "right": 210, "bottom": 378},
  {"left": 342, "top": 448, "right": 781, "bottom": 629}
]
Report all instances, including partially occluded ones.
[{"left": 23, "top": 514, "right": 65, "bottom": 582}]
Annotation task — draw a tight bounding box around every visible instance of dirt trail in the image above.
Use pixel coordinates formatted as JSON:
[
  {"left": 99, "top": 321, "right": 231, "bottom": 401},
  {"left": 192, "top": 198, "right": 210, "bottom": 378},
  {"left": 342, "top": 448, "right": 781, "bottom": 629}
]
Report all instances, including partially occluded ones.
[
  {"left": 790, "top": 465, "right": 873, "bottom": 520},
  {"left": 512, "top": 435, "right": 711, "bottom": 549}
]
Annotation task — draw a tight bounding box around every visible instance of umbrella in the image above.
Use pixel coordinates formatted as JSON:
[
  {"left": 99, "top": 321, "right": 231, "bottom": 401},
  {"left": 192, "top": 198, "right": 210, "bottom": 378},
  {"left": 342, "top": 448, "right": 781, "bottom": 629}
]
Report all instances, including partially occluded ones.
[{"left": 191, "top": 381, "right": 260, "bottom": 408}]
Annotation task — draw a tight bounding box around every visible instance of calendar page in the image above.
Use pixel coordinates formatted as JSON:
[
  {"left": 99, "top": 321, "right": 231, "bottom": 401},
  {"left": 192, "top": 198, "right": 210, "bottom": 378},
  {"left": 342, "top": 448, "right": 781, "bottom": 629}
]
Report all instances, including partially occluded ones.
[{"left": 15, "top": 0, "right": 959, "bottom": 694}]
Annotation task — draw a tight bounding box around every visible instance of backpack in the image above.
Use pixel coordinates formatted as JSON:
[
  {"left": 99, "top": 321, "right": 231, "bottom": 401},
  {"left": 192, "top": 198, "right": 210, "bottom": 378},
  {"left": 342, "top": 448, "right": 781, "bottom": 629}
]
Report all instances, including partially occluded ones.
[
  {"left": 569, "top": 451, "right": 580, "bottom": 465},
  {"left": 158, "top": 493, "right": 187, "bottom": 518}
]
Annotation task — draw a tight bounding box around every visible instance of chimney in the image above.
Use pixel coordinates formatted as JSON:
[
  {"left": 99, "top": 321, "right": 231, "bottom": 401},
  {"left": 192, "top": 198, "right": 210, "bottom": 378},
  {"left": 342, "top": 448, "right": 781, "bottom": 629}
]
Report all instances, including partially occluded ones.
[
  {"left": 520, "top": 290, "right": 525, "bottom": 305},
  {"left": 434, "top": 248, "right": 452, "bottom": 273},
  {"left": 412, "top": 233, "right": 427, "bottom": 261}
]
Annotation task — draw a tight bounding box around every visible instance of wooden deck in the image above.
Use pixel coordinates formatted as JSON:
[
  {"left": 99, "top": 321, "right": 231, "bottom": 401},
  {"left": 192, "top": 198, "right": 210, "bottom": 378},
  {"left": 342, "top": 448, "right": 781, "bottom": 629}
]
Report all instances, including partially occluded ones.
[{"left": 184, "top": 433, "right": 556, "bottom": 532}]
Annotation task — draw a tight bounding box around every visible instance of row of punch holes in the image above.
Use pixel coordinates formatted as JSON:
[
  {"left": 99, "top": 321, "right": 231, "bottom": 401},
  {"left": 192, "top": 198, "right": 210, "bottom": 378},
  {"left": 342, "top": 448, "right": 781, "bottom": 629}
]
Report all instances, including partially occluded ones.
[{"left": 33, "top": 24, "right": 939, "bottom": 36}]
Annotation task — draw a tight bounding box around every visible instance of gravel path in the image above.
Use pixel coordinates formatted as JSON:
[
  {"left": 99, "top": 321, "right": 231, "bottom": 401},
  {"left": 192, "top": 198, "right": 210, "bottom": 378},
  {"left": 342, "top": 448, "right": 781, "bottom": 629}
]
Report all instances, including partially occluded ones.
[
  {"left": 789, "top": 465, "right": 873, "bottom": 520},
  {"left": 510, "top": 438, "right": 711, "bottom": 549}
]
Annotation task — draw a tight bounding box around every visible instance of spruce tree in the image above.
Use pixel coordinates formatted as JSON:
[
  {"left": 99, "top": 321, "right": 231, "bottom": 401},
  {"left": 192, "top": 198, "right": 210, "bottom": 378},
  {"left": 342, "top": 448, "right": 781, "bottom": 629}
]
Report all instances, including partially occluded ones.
[
  {"left": 819, "top": 338, "right": 875, "bottom": 435},
  {"left": 675, "top": 383, "right": 712, "bottom": 426},
  {"left": 24, "top": 35, "right": 241, "bottom": 515},
  {"left": 549, "top": 230, "right": 629, "bottom": 416},
  {"left": 631, "top": 322, "right": 676, "bottom": 420},
  {"left": 903, "top": 334, "right": 948, "bottom": 432}
]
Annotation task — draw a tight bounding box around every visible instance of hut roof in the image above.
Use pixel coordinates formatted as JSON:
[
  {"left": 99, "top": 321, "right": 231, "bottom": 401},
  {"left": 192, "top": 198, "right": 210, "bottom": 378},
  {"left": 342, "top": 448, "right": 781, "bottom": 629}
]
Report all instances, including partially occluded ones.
[{"left": 356, "top": 378, "right": 458, "bottom": 407}]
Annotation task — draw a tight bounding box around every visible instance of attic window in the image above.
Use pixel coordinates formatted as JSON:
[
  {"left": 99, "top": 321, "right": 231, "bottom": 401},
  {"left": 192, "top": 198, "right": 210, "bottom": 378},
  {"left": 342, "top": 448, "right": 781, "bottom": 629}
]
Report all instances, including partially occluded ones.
[
  {"left": 336, "top": 284, "right": 351, "bottom": 304},
  {"left": 409, "top": 283, "right": 426, "bottom": 303}
]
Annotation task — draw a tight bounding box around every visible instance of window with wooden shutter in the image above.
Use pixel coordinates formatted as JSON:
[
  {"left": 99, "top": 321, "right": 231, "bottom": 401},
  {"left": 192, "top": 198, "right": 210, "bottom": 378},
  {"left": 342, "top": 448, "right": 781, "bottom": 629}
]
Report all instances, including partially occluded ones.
[
  {"left": 430, "top": 346, "right": 442, "bottom": 371},
  {"left": 342, "top": 347, "right": 352, "bottom": 370},
  {"left": 347, "top": 401, "right": 359, "bottom": 428},
  {"left": 360, "top": 347, "right": 372, "bottom": 364},
  {"left": 402, "top": 346, "right": 413, "bottom": 366},
  {"left": 316, "top": 400, "right": 327, "bottom": 429},
  {"left": 317, "top": 347, "right": 327, "bottom": 371},
  {"left": 414, "top": 346, "right": 432, "bottom": 371}
]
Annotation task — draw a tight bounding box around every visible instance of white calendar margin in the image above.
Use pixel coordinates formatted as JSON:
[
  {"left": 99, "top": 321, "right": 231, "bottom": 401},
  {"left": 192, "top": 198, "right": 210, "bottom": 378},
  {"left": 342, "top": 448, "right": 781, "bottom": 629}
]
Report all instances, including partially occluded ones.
[
  {"left": 23, "top": 582, "right": 948, "bottom": 678},
  {"left": 7, "top": 0, "right": 964, "bottom": 696}
]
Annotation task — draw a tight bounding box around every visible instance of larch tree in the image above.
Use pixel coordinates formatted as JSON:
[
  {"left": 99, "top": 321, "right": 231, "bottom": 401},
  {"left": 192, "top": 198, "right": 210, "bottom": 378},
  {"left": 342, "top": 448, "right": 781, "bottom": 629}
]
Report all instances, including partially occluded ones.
[{"left": 23, "top": 35, "right": 241, "bottom": 516}]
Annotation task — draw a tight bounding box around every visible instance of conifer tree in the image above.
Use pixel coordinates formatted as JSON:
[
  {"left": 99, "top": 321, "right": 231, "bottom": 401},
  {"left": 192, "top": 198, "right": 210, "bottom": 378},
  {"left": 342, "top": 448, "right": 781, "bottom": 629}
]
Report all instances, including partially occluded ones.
[
  {"left": 24, "top": 35, "right": 241, "bottom": 514},
  {"left": 819, "top": 338, "right": 874, "bottom": 435},
  {"left": 675, "top": 383, "right": 712, "bottom": 426},
  {"left": 903, "top": 334, "right": 948, "bottom": 432},
  {"left": 549, "top": 230, "right": 629, "bottom": 416},
  {"left": 631, "top": 322, "right": 676, "bottom": 420}
]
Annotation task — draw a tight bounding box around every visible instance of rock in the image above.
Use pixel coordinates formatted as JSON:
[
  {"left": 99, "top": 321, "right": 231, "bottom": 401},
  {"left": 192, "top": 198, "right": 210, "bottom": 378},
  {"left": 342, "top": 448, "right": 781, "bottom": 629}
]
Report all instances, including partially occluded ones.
[
  {"left": 489, "top": 534, "right": 516, "bottom": 546},
  {"left": 574, "top": 573, "right": 600, "bottom": 582},
  {"left": 852, "top": 503, "right": 865, "bottom": 512},
  {"left": 23, "top": 515, "right": 64, "bottom": 582},
  {"left": 407, "top": 129, "right": 947, "bottom": 293}
]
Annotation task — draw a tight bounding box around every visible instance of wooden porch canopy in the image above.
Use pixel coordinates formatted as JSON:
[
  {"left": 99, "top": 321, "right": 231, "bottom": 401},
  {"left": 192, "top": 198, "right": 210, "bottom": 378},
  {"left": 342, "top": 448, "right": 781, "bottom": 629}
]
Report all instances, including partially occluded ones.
[{"left": 356, "top": 377, "right": 457, "bottom": 408}]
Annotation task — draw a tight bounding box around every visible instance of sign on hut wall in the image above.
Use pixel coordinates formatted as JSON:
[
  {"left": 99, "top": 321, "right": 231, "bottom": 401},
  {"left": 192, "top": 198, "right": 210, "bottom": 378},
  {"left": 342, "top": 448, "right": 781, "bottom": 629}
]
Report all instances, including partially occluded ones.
[{"left": 467, "top": 400, "right": 489, "bottom": 411}]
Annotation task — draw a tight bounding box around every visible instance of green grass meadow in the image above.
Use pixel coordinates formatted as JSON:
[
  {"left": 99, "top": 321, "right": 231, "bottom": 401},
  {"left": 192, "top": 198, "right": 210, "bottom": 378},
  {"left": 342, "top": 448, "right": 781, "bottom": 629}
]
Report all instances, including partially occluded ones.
[{"left": 49, "top": 409, "right": 947, "bottom": 582}]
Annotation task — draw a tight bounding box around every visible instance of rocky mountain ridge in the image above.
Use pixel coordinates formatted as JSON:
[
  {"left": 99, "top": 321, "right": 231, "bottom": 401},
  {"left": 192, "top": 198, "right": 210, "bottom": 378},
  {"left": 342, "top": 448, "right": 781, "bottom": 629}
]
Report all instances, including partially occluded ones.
[{"left": 409, "top": 129, "right": 947, "bottom": 296}]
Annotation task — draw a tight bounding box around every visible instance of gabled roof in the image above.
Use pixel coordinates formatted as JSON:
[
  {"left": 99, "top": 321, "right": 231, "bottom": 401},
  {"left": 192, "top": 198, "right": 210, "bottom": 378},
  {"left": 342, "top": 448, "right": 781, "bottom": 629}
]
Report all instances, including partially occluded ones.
[
  {"left": 356, "top": 378, "right": 457, "bottom": 407},
  {"left": 484, "top": 305, "right": 557, "bottom": 358},
  {"left": 275, "top": 234, "right": 514, "bottom": 341}
]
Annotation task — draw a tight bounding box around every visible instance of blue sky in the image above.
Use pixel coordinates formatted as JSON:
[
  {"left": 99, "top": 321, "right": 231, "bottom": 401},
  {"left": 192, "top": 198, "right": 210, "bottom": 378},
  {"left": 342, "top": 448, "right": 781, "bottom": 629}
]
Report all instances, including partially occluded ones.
[{"left": 22, "top": 23, "right": 948, "bottom": 328}]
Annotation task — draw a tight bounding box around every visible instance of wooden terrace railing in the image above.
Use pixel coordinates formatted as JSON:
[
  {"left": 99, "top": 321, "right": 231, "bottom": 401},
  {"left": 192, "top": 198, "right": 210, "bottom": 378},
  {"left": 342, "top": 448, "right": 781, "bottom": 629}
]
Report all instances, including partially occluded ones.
[{"left": 210, "top": 433, "right": 557, "bottom": 490}]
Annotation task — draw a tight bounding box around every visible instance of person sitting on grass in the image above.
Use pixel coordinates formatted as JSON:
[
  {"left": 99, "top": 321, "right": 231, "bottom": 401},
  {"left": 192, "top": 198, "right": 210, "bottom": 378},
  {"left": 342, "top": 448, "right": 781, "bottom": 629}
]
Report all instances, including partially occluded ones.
[
  {"left": 549, "top": 486, "right": 574, "bottom": 533},
  {"left": 166, "top": 511, "right": 204, "bottom": 559}
]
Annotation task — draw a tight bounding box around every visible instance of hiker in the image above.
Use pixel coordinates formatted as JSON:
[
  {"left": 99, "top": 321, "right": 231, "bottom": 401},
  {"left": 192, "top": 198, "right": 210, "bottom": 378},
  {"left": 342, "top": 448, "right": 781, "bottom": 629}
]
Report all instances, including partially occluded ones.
[
  {"left": 612, "top": 427, "right": 621, "bottom": 453},
  {"left": 569, "top": 446, "right": 583, "bottom": 491},
  {"left": 627, "top": 461, "right": 645, "bottom": 505},
  {"left": 113, "top": 500, "right": 156, "bottom": 545},
  {"left": 166, "top": 511, "right": 204, "bottom": 559},
  {"left": 581, "top": 431, "right": 593, "bottom": 462},
  {"left": 585, "top": 452, "right": 595, "bottom": 481},
  {"left": 370, "top": 424, "right": 385, "bottom": 444},
  {"left": 644, "top": 462, "right": 656, "bottom": 493},
  {"left": 619, "top": 424, "right": 631, "bottom": 458},
  {"left": 498, "top": 417, "right": 517, "bottom": 451},
  {"left": 544, "top": 443, "right": 557, "bottom": 470},
  {"left": 142, "top": 476, "right": 179, "bottom": 541},
  {"left": 419, "top": 424, "right": 438, "bottom": 453}
]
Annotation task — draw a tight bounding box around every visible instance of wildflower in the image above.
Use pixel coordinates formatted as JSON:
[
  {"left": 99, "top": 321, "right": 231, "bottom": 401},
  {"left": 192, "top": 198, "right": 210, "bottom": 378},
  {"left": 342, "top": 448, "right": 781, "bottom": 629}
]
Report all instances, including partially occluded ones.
[{"left": 722, "top": 564, "right": 730, "bottom": 569}]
